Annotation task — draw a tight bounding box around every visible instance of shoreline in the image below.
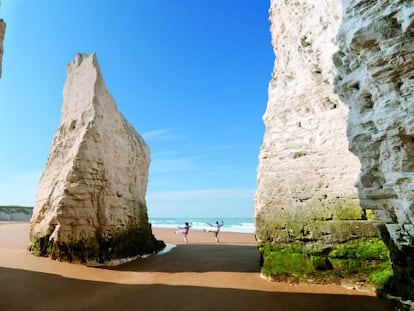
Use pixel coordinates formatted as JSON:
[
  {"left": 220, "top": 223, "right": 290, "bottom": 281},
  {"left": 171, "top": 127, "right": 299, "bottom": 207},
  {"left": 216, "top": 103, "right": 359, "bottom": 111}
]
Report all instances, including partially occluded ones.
[
  {"left": 0, "top": 222, "right": 392, "bottom": 310},
  {"left": 153, "top": 227, "right": 258, "bottom": 246}
]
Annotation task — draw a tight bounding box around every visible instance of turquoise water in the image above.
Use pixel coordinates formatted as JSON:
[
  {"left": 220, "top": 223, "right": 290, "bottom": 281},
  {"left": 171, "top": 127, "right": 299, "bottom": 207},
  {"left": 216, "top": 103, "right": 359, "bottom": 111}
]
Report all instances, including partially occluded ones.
[
  {"left": 149, "top": 217, "right": 255, "bottom": 233},
  {"left": 0, "top": 210, "right": 255, "bottom": 233}
]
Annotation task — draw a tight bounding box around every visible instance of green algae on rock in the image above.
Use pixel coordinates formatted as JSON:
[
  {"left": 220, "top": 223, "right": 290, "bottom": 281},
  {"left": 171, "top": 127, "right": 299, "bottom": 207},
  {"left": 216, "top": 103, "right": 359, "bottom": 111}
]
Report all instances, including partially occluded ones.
[
  {"left": 259, "top": 238, "right": 392, "bottom": 291},
  {"left": 28, "top": 222, "right": 165, "bottom": 264},
  {"left": 255, "top": 201, "right": 379, "bottom": 247}
]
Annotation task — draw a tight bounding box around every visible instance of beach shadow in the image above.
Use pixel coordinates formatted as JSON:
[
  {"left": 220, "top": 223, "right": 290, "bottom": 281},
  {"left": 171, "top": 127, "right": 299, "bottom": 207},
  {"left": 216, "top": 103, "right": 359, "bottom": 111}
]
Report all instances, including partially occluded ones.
[
  {"left": 106, "top": 244, "right": 262, "bottom": 273},
  {"left": 0, "top": 267, "right": 393, "bottom": 311}
]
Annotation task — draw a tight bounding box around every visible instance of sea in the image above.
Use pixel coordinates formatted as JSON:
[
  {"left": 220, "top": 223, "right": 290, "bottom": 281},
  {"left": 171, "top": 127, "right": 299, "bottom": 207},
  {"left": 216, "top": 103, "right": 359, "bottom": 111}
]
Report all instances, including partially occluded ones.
[
  {"left": 149, "top": 217, "right": 255, "bottom": 234},
  {"left": 0, "top": 208, "right": 256, "bottom": 234}
]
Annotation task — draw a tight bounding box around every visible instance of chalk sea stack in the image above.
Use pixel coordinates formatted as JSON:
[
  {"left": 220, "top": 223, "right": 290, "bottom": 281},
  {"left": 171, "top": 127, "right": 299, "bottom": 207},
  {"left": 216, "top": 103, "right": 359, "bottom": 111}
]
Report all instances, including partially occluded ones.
[
  {"left": 334, "top": 0, "right": 414, "bottom": 302},
  {"left": 29, "top": 53, "right": 164, "bottom": 263}
]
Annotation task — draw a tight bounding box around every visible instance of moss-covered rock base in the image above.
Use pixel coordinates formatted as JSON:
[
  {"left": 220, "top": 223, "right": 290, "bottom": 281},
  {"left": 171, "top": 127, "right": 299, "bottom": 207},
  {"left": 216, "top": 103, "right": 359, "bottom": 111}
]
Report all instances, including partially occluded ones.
[
  {"left": 255, "top": 201, "right": 379, "bottom": 248},
  {"left": 259, "top": 238, "right": 393, "bottom": 291},
  {"left": 28, "top": 224, "right": 165, "bottom": 264}
]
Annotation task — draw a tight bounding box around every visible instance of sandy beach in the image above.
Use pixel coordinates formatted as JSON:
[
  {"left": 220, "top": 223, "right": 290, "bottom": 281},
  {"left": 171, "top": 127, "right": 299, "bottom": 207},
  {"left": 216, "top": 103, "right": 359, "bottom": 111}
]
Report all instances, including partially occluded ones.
[{"left": 0, "top": 222, "right": 392, "bottom": 310}]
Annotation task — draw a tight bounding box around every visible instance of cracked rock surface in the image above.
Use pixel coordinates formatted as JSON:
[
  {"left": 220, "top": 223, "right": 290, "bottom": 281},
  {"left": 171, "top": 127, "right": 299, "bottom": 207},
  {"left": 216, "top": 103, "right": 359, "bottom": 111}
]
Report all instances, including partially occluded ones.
[
  {"left": 335, "top": 0, "right": 414, "bottom": 301},
  {"left": 255, "top": 0, "right": 376, "bottom": 246},
  {"left": 29, "top": 53, "right": 159, "bottom": 263}
]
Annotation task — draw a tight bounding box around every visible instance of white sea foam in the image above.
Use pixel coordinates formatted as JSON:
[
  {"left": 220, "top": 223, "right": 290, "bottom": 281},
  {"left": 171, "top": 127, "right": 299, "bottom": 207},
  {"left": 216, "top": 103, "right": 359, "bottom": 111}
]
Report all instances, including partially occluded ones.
[
  {"left": 150, "top": 217, "right": 256, "bottom": 233},
  {"left": 157, "top": 243, "right": 176, "bottom": 255}
]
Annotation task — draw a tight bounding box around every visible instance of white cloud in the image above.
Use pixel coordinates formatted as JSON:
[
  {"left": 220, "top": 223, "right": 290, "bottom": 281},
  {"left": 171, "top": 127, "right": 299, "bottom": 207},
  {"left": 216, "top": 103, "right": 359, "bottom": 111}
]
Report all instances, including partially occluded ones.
[
  {"left": 142, "top": 128, "right": 178, "bottom": 141},
  {"left": 149, "top": 154, "right": 204, "bottom": 174},
  {"left": 146, "top": 188, "right": 255, "bottom": 217},
  {"left": 201, "top": 143, "right": 252, "bottom": 153},
  {"left": 147, "top": 188, "right": 254, "bottom": 200},
  {"left": 148, "top": 143, "right": 252, "bottom": 175}
]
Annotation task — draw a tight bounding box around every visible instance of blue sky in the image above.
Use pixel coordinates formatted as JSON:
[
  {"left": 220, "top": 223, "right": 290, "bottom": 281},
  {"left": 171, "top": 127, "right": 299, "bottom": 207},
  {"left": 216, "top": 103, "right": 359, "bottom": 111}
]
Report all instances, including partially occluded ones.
[{"left": 0, "top": 0, "right": 273, "bottom": 217}]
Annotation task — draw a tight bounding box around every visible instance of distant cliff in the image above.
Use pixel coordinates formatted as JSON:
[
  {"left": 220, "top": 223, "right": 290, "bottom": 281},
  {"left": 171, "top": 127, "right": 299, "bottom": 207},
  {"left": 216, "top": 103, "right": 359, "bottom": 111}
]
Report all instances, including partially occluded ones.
[{"left": 0, "top": 206, "right": 33, "bottom": 222}]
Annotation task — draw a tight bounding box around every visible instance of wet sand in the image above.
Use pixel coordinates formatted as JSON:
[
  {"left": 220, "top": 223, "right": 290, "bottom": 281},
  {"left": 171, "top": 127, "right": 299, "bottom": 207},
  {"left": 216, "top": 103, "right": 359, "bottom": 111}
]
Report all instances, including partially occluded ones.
[{"left": 0, "top": 222, "right": 393, "bottom": 310}]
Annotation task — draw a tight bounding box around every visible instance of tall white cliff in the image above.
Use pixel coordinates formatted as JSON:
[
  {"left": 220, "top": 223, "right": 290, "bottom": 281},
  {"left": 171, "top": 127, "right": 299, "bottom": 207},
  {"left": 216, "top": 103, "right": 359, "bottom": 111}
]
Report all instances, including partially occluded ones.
[
  {"left": 335, "top": 0, "right": 414, "bottom": 301},
  {"left": 255, "top": 0, "right": 376, "bottom": 245},
  {"left": 29, "top": 53, "right": 163, "bottom": 263}
]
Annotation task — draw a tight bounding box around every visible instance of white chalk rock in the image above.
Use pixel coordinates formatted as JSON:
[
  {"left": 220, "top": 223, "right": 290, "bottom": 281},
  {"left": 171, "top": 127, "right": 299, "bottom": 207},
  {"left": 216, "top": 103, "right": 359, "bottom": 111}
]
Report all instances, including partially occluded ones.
[
  {"left": 30, "top": 53, "right": 162, "bottom": 263},
  {"left": 255, "top": 0, "right": 376, "bottom": 244}
]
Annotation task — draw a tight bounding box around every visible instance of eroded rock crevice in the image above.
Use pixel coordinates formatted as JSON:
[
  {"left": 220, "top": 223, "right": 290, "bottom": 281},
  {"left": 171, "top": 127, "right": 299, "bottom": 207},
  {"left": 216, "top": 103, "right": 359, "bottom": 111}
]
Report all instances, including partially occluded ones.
[{"left": 334, "top": 0, "right": 414, "bottom": 301}]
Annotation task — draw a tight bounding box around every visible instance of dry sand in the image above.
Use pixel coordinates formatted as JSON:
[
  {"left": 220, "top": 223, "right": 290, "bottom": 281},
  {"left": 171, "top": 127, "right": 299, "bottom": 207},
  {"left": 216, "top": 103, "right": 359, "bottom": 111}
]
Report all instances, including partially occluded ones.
[{"left": 0, "top": 222, "right": 392, "bottom": 310}]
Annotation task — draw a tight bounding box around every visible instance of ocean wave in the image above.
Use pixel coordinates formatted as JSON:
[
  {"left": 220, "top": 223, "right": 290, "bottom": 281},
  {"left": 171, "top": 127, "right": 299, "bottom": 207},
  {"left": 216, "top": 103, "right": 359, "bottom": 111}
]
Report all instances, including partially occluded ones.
[{"left": 149, "top": 217, "right": 255, "bottom": 234}]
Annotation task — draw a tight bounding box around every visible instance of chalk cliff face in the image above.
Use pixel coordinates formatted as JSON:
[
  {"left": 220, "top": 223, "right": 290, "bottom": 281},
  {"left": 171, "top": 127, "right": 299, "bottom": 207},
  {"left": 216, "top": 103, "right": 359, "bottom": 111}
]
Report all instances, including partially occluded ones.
[
  {"left": 334, "top": 0, "right": 414, "bottom": 300},
  {"left": 0, "top": 206, "right": 32, "bottom": 222},
  {"left": 29, "top": 53, "right": 163, "bottom": 263},
  {"left": 255, "top": 0, "right": 377, "bottom": 246},
  {"left": 0, "top": 18, "right": 5, "bottom": 78}
]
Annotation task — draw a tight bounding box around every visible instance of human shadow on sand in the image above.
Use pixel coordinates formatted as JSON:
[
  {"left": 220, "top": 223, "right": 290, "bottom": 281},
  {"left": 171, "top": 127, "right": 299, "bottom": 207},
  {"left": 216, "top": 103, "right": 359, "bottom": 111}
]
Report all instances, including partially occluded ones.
[{"left": 0, "top": 267, "right": 393, "bottom": 311}]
